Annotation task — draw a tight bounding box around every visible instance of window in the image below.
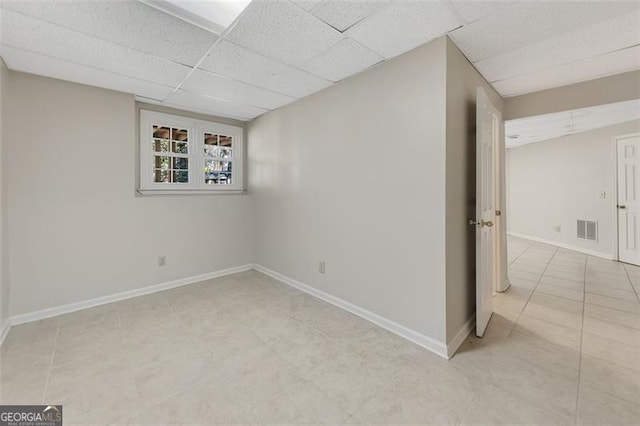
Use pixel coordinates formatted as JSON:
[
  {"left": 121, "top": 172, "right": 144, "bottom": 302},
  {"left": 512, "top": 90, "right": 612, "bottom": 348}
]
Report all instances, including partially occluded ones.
[{"left": 139, "top": 110, "right": 244, "bottom": 194}]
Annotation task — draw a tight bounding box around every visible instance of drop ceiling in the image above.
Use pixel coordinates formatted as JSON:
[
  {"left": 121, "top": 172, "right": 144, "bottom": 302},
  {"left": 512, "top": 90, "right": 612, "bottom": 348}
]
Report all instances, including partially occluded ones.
[
  {"left": 505, "top": 99, "right": 640, "bottom": 149},
  {"left": 1, "top": 0, "right": 638, "bottom": 121}
]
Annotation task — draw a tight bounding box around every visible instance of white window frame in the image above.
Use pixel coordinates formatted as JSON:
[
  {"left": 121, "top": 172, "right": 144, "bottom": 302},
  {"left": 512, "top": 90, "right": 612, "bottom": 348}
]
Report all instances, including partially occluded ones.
[{"left": 139, "top": 110, "right": 244, "bottom": 195}]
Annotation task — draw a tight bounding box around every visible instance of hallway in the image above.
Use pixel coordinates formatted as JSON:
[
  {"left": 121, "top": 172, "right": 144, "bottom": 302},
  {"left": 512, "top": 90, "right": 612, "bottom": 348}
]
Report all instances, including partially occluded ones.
[{"left": 455, "top": 236, "right": 640, "bottom": 423}]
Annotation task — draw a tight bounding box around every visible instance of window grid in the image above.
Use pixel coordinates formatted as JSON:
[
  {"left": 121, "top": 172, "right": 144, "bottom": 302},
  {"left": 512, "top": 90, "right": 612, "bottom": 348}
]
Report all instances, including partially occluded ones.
[{"left": 140, "top": 110, "right": 244, "bottom": 194}]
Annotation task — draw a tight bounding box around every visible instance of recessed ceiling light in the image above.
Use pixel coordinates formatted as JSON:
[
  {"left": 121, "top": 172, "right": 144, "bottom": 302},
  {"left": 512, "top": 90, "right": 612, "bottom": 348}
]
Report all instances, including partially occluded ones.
[{"left": 140, "top": 0, "right": 252, "bottom": 35}]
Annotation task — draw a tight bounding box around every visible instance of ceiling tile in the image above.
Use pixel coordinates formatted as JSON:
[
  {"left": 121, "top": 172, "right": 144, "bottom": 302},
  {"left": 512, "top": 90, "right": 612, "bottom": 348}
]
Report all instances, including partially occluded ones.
[
  {"left": 0, "top": 9, "right": 191, "bottom": 88},
  {"left": 225, "top": 0, "right": 344, "bottom": 66},
  {"left": 301, "top": 38, "right": 383, "bottom": 82},
  {"left": 476, "top": 10, "right": 640, "bottom": 83},
  {"left": 0, "top": 45, "right": 173, "bottom": 100},
  {"left": 163, "top": 90, "right": 268, "bottom": 121},
  {"left": 345, "top": 1, "right": 461, "bottom": 58},
  {"left": 449, "top": 1, "right": 640, "bottom": 63},
  {"left": 200, "top": 40, "right": 332, "bottom": 98},
  {"left": 0, "top": 0, "right": 216, "bottom": 66},
  {"left": 449, "top": 1, "right": 514, "bottom": 24},
  {"left": 494, "top": 45, "right": 640, "bottom": 97},
  {"left": 312, "top": 0, "right": 389, "bottom": 32},
  {"left": 180, "top": 69, "right": 296, "bottom": 110}
]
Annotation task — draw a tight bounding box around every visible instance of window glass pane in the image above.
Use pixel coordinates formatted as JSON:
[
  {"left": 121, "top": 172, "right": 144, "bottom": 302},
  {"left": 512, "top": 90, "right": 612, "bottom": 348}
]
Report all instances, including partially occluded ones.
[
  {"left": 172, "top": 141, "right": 188, "bottom": 154},
  {"left": 172, "top": 157, "right": 189, "bottom": 170},
  {"left": 154, "top": 170, "right": 170, "bottom": 183},
  {"left": 153, "top": 139, "right": 170, "bottom": 152},
  {"left": 220, "top": 147, "right": 232, "bottom": 158},
  {"left": 154, "top": 156, "right": 171, "bottom": 170},
  {"left": 219, "top": 135, "right": 232, "bottom": 147},
  {"left": 219, "top": 172, "right": 232, "bottom": 184},
  {"left": 204, "top": 133, "right": 218, "bottom": 157},
  {"left": 204, "top": 160, "right": 232, "bottom": 185},
  {"left": 204, "top": 145, "right": 220, "bottom": 157},
  {"left": 153, "top": 126, "right": 170, "bottom": 139},
  {"left": 172, "top": 171, "right": 189, "bottom": 183},
  {"left": 205, "top": 159, "right": 219, "bottom": 172},
  {"left": 172, "top": 128, "right": 188, "bottom": 142}
]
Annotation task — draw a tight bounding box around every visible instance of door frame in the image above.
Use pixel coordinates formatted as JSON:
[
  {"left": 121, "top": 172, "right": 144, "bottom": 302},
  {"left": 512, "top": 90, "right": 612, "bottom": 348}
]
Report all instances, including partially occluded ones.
[{"left": 614, "top": 132, "right": 640, "bottom": 263}]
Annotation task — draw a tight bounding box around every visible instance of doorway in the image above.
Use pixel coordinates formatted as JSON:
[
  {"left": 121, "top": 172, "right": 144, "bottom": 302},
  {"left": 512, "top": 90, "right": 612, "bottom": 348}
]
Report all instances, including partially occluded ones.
[{"left": 616, "top": 132, "right": 640, "bottom": 266}]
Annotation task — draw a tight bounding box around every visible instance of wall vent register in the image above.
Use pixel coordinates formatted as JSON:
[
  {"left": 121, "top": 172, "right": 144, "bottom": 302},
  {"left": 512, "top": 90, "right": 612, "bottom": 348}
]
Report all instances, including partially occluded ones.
[{"left": 577, "top": 220, "right": 598, "bottom": 241}]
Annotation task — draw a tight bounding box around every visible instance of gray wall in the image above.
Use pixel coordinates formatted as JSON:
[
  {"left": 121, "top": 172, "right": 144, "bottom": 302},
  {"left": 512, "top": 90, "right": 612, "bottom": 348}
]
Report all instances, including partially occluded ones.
[
  {"left": 444, "top": 38, "right": 504, "bottom": 344},
  {"left": 4, "top": 72, "right": 254, "bottom": 317},
  {"left": 505, "top": 70, "right": 640, "bottom": 121},
  {"left": 249, "top": 38, "right": 449, "bottom": 343}
]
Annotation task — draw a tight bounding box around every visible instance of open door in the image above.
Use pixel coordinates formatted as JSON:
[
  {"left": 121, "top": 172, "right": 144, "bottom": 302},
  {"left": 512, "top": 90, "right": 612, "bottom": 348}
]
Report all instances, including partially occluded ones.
[
  {"left": 617, "top": 134, "right": 640, "bottom": 266},
  {"left": 474, "top": 88, "right": 501, "bottom": 337}
]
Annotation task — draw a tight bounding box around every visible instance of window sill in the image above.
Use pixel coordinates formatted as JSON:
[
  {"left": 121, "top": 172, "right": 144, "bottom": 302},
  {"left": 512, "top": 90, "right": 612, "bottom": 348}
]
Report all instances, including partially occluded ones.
[{"left": 137, "top": 189, "right": 246, "bottom": 196}]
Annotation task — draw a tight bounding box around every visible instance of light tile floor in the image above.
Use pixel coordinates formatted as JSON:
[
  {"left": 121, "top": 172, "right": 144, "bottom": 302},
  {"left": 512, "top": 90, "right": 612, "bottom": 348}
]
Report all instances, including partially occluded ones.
[{"left": 1, "top": 236, "right": 640, "bottom": 424}]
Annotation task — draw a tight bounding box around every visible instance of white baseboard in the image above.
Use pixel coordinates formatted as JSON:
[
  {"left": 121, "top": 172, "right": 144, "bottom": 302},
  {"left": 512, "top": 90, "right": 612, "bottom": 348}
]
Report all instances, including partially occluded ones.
[
  {"left": 8, "top": 264, "right": 254, "bottom": 328},
  {"left": 508, "top": 232, "right": 613, "bottom": 260},
  {"left": 5, "top": 263, "right": 454, "bottom": 359},
  {"left": 252, "top": 264, "right": 450, "bottom": 359},
  {"left": 446, "top": 315, "right": 475, "bottom": 358},
  {"left": 0, "top": 319, "right": 10, "bottom": 346}
]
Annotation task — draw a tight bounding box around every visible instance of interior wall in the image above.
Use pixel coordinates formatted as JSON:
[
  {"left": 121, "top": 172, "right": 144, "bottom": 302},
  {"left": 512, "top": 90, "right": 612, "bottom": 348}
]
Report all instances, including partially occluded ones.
[
  {"left": 504, "top": 70, "right": 640, "bottom": 121},
  {"left": 444, "top": 38, "right": 504, "bottom": 344},
  {"left": 507, "top": 119, "right": 640, "bottom": 258},
  {"left": 249, "top": 38, "right": 448, "bottom": 342},
  {"left": 5, "top": 72, "right": 254, "bottom": 317},
  {"left": 0, "top": 58, "right": 8, "bottom": 328}
]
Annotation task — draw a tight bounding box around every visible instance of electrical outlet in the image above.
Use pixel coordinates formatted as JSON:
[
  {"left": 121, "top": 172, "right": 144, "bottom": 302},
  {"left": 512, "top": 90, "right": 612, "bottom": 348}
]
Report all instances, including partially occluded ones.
[
  {"left": 553, "top": 225, "right": 561, "bottom": 233},
  {"left": 318, "top": 261, "right": 326, "bottom": 274},
  {"left": 158, "top": 256, "right": 167, "bottom": 267}
]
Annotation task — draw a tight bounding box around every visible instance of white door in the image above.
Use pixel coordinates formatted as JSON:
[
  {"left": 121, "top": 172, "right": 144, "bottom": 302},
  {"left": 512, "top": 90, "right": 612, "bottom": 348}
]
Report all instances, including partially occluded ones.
[
  {"left": 617, "top": 134, "right": 640, "bottom": 266},
  {"left": 475, "top": 88, "right": 501, "bottom": 337}
]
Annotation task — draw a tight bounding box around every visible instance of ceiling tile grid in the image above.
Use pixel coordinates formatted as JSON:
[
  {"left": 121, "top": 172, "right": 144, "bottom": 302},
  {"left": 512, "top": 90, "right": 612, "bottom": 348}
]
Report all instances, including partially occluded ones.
[
  {"left": 198, "top": 40, "right": 333, "bottom": 99},
  {"left": 449, "top": 1, "right": 639, "bottom": 63},
  {"left": 493, "top": 45, "right": 640, "bottom": 97},
  {"left": 163, "top": 89, "right": 268, "bottom": 121},
  {"left": 311, "top": 0, "right": 389, "bottom": 32},
  {"left": 180, "top": 69, "right": 296, "bottom": 110},
  {"left": 300, "top": 38, "right": 384, "bottom": 82},
  {"left": 0, "top": 8, "right": 192, "bottom": 88},
  {"left": 345, "top": 1, "right": 462, "bottom": 59},
  {"left": 0, "top": 0, "right": 217, "bottom": 67},
  {"left": 0, "top": 45, "right": 175, "bottom": 101},
  {"left": 224, "top": 0, "right": 344, "bottom": 66},
  {"left": 475, "top": 10, "right": 640, "bottom": 84},
  {"left": 1, "top": 0, "right": 640, "bottom": 121}
]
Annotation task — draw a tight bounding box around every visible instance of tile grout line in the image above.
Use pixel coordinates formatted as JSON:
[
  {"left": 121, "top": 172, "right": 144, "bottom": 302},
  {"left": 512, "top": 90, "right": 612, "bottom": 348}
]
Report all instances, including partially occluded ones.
[
  {"left": 621, "top": 264, "right": 640, "bottom": 304},
  {"left": 507, "top": 241, "right": 534, "bottom": 267},
  {"left": 506, "top": 245, "right": 559, "bottom": 340},
  {"left": 573, "top": 255, "right": 588, "bottom": 425},
  {"left": 41, "top": 317, "right": 62, "bottom": 404}
]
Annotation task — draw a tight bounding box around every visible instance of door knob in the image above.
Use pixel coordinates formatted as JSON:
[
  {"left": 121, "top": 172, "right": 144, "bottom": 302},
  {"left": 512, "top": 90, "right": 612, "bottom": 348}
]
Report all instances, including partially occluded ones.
[
  {"left": 618, "top": 205, "right": 627, "bottom": 209},
  {"left": 469, "top": 219, "right": 494, "bottom": 227}
]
